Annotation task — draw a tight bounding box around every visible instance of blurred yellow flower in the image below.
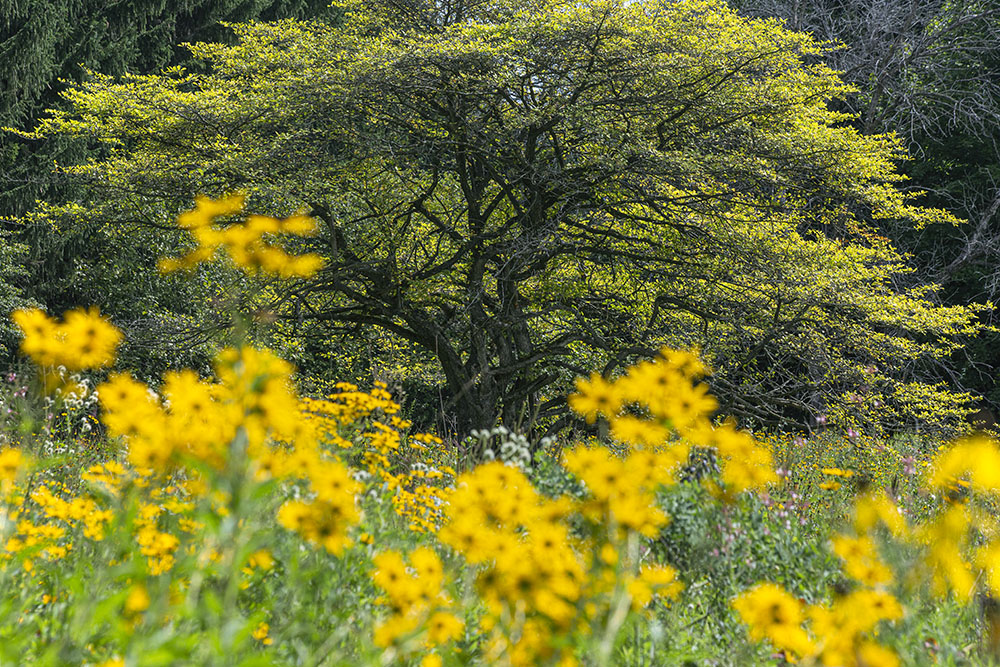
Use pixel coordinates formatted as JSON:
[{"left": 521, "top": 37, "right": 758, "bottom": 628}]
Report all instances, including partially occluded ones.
[
  {"left": 160, "top": 193, "right": 324, "bottom": 278},
  {"left": 732, "top": 583, "right": 815, "bottom": 657},
  {"left": 568, "top": 372, "right": 621, "bottom": 424},
  {"left": 125, "top": 585, "right": 150, "bottom": 614},
  {"left": 252, "top": 622, "right": 274, "bottom": 645},
  {"left": 929, "top": 436, "right": 1000, "bottom": 495},
  {"left": 13, "top": 307, "right": 121, "bottom": 371}
]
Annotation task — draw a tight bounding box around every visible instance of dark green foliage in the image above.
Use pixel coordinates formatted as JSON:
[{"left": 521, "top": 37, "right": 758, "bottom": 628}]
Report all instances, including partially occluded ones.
[
  {"left": 0, "top": 0, "right": 339, "bottom": 375},
  {"left": 1, "top": 0, "right": 339, "bottom": 216},
  {"left": 732, "top": 0, "right": 1000, "bottom": 414},
  {"left": 654, "top": 484, "right": 841, "bottom": 596}
]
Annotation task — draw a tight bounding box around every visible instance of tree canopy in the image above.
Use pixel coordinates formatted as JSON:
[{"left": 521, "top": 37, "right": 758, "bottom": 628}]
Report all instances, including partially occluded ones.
[
  {"left": 734, "top": 0, "right": 1000, "bottom": 410},
  {"left": 18, "top": 0, "right": 986, "bottom": 436}
]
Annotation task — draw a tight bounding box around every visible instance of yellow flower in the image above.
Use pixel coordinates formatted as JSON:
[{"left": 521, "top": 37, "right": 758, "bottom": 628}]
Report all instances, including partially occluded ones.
[
  {"left": 832, "top": 534, "right": 872, "bottom": 562},
  {"left": 732, "top": 583, "right": 815, "bottom": 657},
  {"left": 426, "top": 611, "right": 463, "bottom": 645},
  {"left": 277, "top": 502, "right": 310, "bottom": 533},
  {"left": 639, "top": 563, "right": 683, "bottom": 600},
  {"left": 59, "top": 307, "right": 123, "bottom": 370},
  {"left": 610, "top": 415, "right": 669, "bottom": 448},
  {"left": 161, "top": 193, "right": 324, "bottom": 278},
  {"left": 246, "top": 549, "right": 275, "bottom": 571},
  {"left": 410, "top": 547, "right": 444, "bottom": 589},
  {"left": 13, "top": 307, "right": 121, "bottom": 370},
  {"left": 698, "top": 423, "right": 776, "bottom": 493},
  {"left": 421, "top": 655, "right": 443, "bottom": 667},
  {"left": 373, "top": 613, "right": 420, "bottom": 647},
  {"left": 135, "top": 526, "right": 180, "bottom": 574},
  {"left": 841, "top": 589, "right": 903, "bottom": 629},
  {"left": 627, "top": 577, "right": 654, "bottom": 610},
  {"left": 831, "top": 534, "right": 893, "bottom": 587},
  {"left": 618, "top": 352, "right": 715, "bottom": 429},
  {"left": 176, "top": 193, "right": 245, "bottom": 230},
  {"left": 856, "top": 641, "right": 900, "bottom": 667},
  {"left": 438, "top": 513, "right": 494, "bottom": 564},
  {"left": 11, "top": 308, "right": 58, "bottom": 364},
  {"left": 0, "top": 448, "right": 25, "bottom": 487},
  {"left": 767, "top": 624, "right": 816, "bottom": 659},
  {"left": 567, "top": 372, "right": 621, "bottom": 423},
  {"left": 566, "top": 446, "right": 626, "bottom": 502},
  {"left": 929, "top": 435, "right": 1000, "bottom": 495},
  {"left": 252, "top": 622, "right": 274, "bottom": 645},
  {"left": 733, "top": 583, "right": 804, "bottom": 633},
  {"left": 163, "top": 370, "right": 216, "bottom": 422},
  {"left": 125, "top": 585, "right": 150, "bottom": 614},
  {"left": 854, "top": 492, "right": 907, "bottom": 537},
  {"left": 914, "top": 505, "right": 976, "bottom": 601},
  {"left": 975, "top": 542, "right": 1000, "bottom": 597},
  {"left": 372, "top": 550, "right": 414, "bottom": 609}
]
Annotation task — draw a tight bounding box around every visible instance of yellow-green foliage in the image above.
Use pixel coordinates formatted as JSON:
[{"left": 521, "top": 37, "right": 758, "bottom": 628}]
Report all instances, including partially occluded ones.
[{"left": 16, "top": 0, "right": 986, "bottom": 435}]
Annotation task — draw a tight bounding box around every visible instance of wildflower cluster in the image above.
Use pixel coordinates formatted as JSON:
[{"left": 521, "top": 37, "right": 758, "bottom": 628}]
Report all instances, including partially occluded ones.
[
  {"left": 95, "top": 346, "right": 372, "bottom": 562},
  {"left": 8, "top": 192, "right": 1000, "bottom": 664},
  {"left": 302, "top": 382, "right": 454, "bottom": 533},
  {"left": 819, "top": 466, "right": 854, "bottom": 491},
  {"left": 158, "top": 193, "right": 325, "bottom": 278},
  {"left": 276, "top": 458, "right": 360, "bottom": 555},
  {"left": 733, "top": 582, "right": 903, "bottom": 666},
  {"left": 433, "top": 455, "right": 682, "bottom": 665},
  {"left": 769, "top": 428, "right": 925, "bottom": 504},
  {"left": 371, "top": 546, "right": 464, "bottom": 661},
  {"left": 734, "top": 499, "right": 906, "bottom": 663},
  {"left": 564, "top": 446, "right": 674, "bottom": 538},
  {"left": 569, "top": 348, "right": 775, "bottom": 494},
  {"left": 12, "top": 307, "right": 121, "bottom": 372},
  {"left": 2, "top": 461, "right": 200, "bottom": 582},
  {"left": 1, "top": 480, "right": 86, "bottom": 571},
  {"left": 919, "top": 435, "right": 1000, "bottom": 601},
  {"left": 2, "top": 309, "right": 371, "bottom": 663},
  {"left": 731, "top": 583, "right": 814, "bottom": 657},
  {"left": 10, "top": 293, "right": 366, "bottom": 545},
  {"left": 0, "top": 448, "right": 24, "bottom": 494},
  {"left": 98, "top": 347, "right": 307, "bottom": 472},
  {"left": 734, "top": 433, "right": 1000, "bottom": 665},
  {"left": 734, "top": 498, "right": 906, "bottom": 666}
]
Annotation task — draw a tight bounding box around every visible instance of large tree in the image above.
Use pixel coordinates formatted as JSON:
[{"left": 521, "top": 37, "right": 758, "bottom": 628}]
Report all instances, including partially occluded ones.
[{"left": 18, "top": 0, "right": 985, "bottom": 436}]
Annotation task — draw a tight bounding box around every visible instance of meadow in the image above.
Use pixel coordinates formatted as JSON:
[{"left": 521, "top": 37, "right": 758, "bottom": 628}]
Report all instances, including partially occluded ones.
[{"left": 1, "top": 195, "right": 999, "bottom": 667}]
